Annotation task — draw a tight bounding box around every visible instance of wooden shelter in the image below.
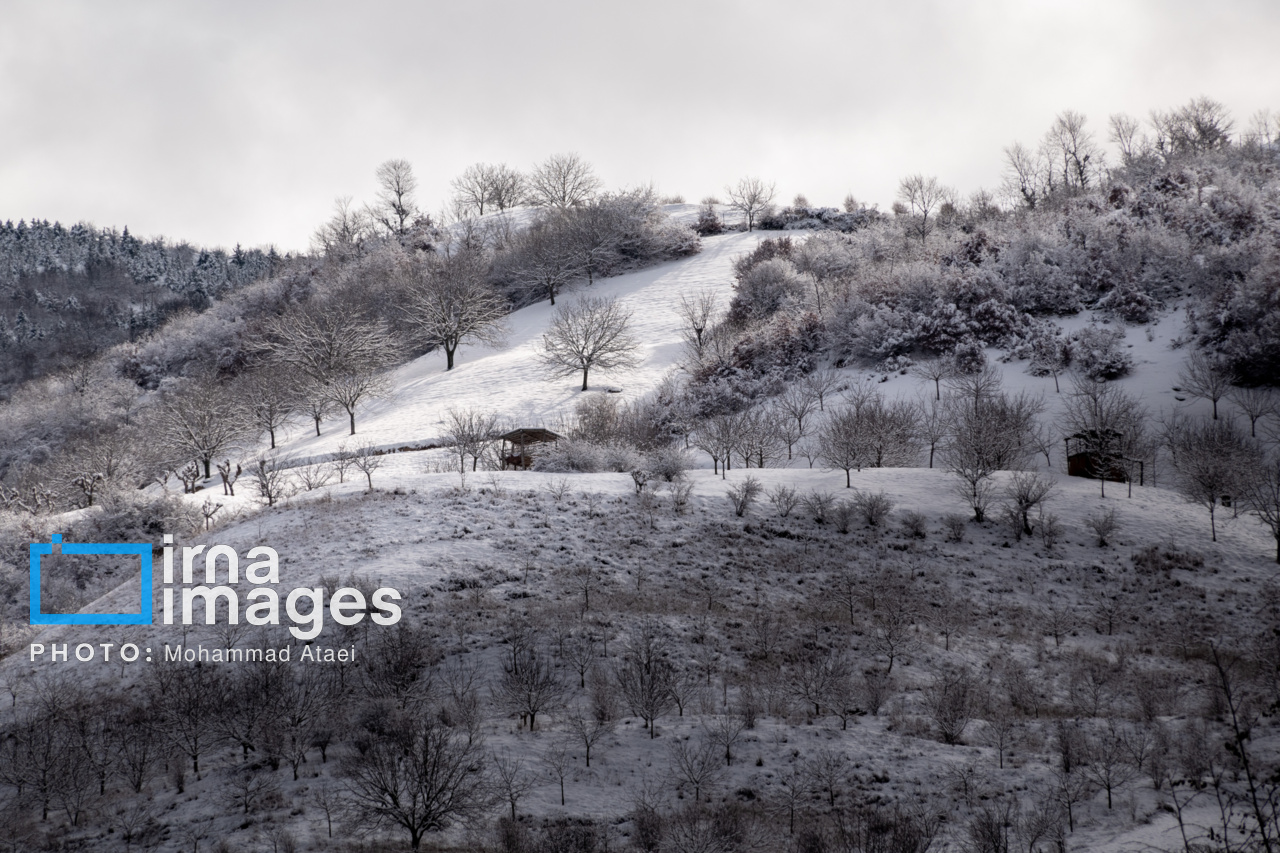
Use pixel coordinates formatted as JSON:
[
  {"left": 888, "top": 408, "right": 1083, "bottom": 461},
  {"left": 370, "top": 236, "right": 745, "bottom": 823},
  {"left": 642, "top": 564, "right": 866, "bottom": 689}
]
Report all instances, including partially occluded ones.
[
  {"left": 499, "top": 428, "right": 561, "bottom": 470},
  {"left": 1064, "top": 431, "right": 1143, "bottom": 485}
]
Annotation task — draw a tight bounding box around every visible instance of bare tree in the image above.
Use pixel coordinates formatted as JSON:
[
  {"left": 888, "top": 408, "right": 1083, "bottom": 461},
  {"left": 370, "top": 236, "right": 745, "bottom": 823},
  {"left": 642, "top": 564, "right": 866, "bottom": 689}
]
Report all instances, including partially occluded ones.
[
  {"left": 443, "top": 407, "right": 500, "bottom": 480},
  {"left": 341, "top": 720, "right": 490, "bottom": 851},
  {"left": 495, "top": 640, "right": 566, "bottom": 732},
  {"left": 369, "top": 159, "right": 420, "bottom": 237},
  {"left": 668, "top": 736, "right": 723, "bottom": 802},
  {"left": 676, "top": 290, "right": 719, "bottom": 360},
  {"left": 491, "top": 752, "right": 537, "bottom": 820},
  {"left": 1003, "top": 472, "right": 1055, "bottom": 537},
  {"left": 911, "top": 358, "right": 952, "bottom": 401},
  {"left": 1230, "top": 386, "right": 1277, "bottom": 437},
  {"left": 1242, "top": 453, "right": 1280, "bottom": 562},
  {"left": 238, "top": 370, "right": 298, "bottom": 449},
  {"left": 566, "top": 712, "right": 614, "bottom": 768},
  {"left": 266, "top": 302, "right": 398, "bottom": 434},
  {"left": 1110, "top": 112, "right": 1144, "bottom": 166},
  {"left": 507, "top": 219, "right": 585, "bottom": 305},
  {"left": 402, "top": 251, "right": 508, "bottom": 370},
  {"left": 451, "top": 163, "right": 496, "bottom": 218},
  {"left": 312, "top": 196, "right": 371, "bottom": 261},
  {"left": 1150, "top": 97, "right": 1235, "bottom": 156},
  {"left": 158, "top": 386, "right": 249, "bottom": 480},
  {"left": 1043, "top": 110, "right": 1103, "bottom": 191},
  {"left": 540, "top": 295, "right": 640, "bottom": 391},
  {"left": 725, "top": 176, "right": 776, "bottom": 232},
  {"left": 615, "top": 623, "right": 677, "bottom": 738},
  {"left": 526, "top": 153, "right": 601, "bottom": 209},
  {"left": 1002, "top": 142, "right": 1050, "bottom": 210},
  {"left": 897, "top": 174, "right": 953, "bottom": 244},
  {"left": 1165, "top": 415, "right": 1257, "bottom": 541},
  {"left": 1178, "top": 351, "right": 1237, "bottom": 420},
  {"left": 487, "top": 163, "right": 527, "bottom": 211},
  {"left": 925, "top": 666, "right": 975, "bottom": 745},
  {"left": 352, "top": 442, "right": 384, "bottom": 490}
]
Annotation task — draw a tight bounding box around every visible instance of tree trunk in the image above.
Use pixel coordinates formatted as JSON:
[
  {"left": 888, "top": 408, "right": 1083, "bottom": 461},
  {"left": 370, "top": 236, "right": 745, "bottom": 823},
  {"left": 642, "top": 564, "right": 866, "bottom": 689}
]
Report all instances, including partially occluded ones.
[
  {"left": 581, "top": 367, "right": 589, "bottom": 392},
  {"left": 202, "top": 458, "right": 211, "bottom": 480},
  {"left": 446, "top": 346, "right": 456, "bottom": 370},
  {"left": 314, "top": 416, "right": 321, "bottom": 436},
  {"left": 348, "top": 410, "right": 356, "bottom": 435}
]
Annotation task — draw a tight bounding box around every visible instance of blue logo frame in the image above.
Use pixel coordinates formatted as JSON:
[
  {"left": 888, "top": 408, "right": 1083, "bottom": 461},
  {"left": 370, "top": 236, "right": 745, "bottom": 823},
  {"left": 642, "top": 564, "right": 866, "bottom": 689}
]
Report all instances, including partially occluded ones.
[{"left": 29, "top": 534, "right": 153, "bottom": 625}]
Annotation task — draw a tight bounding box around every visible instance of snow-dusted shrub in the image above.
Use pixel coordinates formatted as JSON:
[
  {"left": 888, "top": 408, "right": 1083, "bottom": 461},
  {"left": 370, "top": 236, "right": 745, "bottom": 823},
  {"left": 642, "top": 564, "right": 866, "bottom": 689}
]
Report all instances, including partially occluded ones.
[
  {"left": 832, "top": 500, "right": 857, "bottom": 534},
  {"left": 692, "top": 204, "right": 723, "bottom": 236},
  {"left": 966, "top": 300, "right": 1029, "bottom": 347},
  {"left": 767, "top": 484, "right": 799, "bottom": 518},
  {"left": 1131, "top": 543, "right": 1203, "bottom": 574},
  {"left": 642, "top": 445, "right": 690, "bottom": 482},
  {"left": 1001, "top": 244, "right": 1082, "bottom": 316},
  {"left": 651, "top": 219, "right": 702, "bottom": 259},
  {"left": 1084, "top": 507, "right": 1119, "bottom": 547},
  {"left": 729, "top": 311, "right": 824, "bottom": 377},
  {"left": 1070, "top": 325, "right": 1132, "bottom": 380},
  {"left": 1038, "top": 512, "right": 1064, "bottom": 552},
  {"left": 853, "top": 489, "right": 894, "bottom": 528},
  {"left": 900, "top": 510, "right": 927, "bottom": 540},
  {"left": 534, "top": 439, "right": 606, "bottom": 473},
  {"left": 942, "top": 514, "right": 967, "bottom": 543},
  {"left": 800, "top": 489, "right": 835, "bottom": 524},
  {"left": 1096, "top": 285, "right": 1157, "bottom": 323},
  {"left": 728, "top": 257, "right": 810, "bottom": 325},
  {"left": 950, "top": 338, "right": 988, "bottom": 375},
  {"left": 845, "top": 306, "right": 919, "bottom": 363},
  {"left": 86, "top": 492, "right": 201, "bottom": 543},
  {"left": 726, "top": 476, "right": 763, "bottom": 517}
]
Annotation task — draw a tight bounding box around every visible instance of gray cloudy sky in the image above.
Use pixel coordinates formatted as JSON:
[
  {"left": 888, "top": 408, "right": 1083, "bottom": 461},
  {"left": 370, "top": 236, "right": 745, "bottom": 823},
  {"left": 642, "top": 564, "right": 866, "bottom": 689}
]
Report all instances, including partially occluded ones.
[{"left": 2, "top": 0, "right": 1277, "bottom": 253}]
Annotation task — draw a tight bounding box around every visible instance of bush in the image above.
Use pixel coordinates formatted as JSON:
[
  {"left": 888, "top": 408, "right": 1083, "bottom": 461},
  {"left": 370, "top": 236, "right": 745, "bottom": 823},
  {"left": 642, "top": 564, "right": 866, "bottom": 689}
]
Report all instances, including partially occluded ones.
[
  {"left": 1096, "top": 285, "right": 1157, "bottom": 323},
  {"left": 1071, "top": 325, "right": 1133, "bottom": 380},
  {"left": 800, "top": 490, "right": 835, "bottom": 524},
  {"left": 643, "top": 445, "right": 690, "bottom": 482},
  {"left": 942, "top": 514, "right": 967, "bottom": 543},
  {"left": 86, "top": 493, "right": 201, "bottom": 543},
  {"left": 726, "top": 476, "right": 763, "bottom": 517},
  {"left": 853, "top": 489, "right": 895, "bottom": 528},
  {"left": 1132, "top": 544, "right": 1203, "bottom": 574},
  {"left": 832, "top": 500, "right": 857, "bottom": 534},
  {"left": 693, "top": 204, "right": 723, "bottom": 236},
  {"left": 767, "top": 484, "right": 799, "bottom": 518},
  {"left": 900, "top": 510, "right": 928, "bottom": 539},
  {"left": 1084, "top": 507, "right": 1119, "bottom": 546}
]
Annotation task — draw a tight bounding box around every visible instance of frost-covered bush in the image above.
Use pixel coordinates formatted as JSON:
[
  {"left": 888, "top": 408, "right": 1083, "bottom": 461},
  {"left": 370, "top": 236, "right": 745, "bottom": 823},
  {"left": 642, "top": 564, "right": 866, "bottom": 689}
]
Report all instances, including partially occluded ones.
[
  {"left": 844, "top": 307, "right": 919, "bottom": 363},
  {"left": 853, "top": 489, "right": 895, "bottom": 528},
  {"left": 900, "top": 510, "right": 928, "bottom": 539},
  {"left": 1070, "top": 325, "right": 1133, "bottom": 380},
  {"left": 728, "top": 257, "right": 810, "bottom": 325},
  {"left": 692, "top": 204, "right": 723, "bottom": 236},
  {"left": 950, "top": 338, "right": 988, "bottom": 375},
  {"left": 84, "top": 493, "right": 201, "bottom": 543},
  {"left": 534, "top": 439, "right": 606, "bottom": 473},
  {"left": 726, "top": 476, "right": 763, "bottom": 517},
  {"left": 1096, "top": 285, "right": 1158, "bottom": 323},
  {"left": 800, "top": 489, "right": 835, "bottom": 524},
  {"left": 642, "top": 445, "right": 690, "bottom": 482},
  {"left": 729, "top": 312, "right": 825, "bottom": 377}
]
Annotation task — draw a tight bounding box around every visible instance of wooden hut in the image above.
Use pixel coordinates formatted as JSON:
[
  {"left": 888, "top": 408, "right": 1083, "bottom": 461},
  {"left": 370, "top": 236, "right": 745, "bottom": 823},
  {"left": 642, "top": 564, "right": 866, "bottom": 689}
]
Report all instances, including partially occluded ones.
[
  {"left": 1064, "top": 431, "right": 1143, "bottom": 485},
  {"left": 499, "top": 428, "right": 562, "bottom": 470}
]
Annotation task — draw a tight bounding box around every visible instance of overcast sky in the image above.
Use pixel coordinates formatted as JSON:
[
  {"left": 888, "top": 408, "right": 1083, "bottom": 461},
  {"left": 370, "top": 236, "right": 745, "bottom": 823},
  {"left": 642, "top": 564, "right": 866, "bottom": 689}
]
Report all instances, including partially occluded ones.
[{"left": 2, "top": 0, "right": 1277, "bottom": 253}]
